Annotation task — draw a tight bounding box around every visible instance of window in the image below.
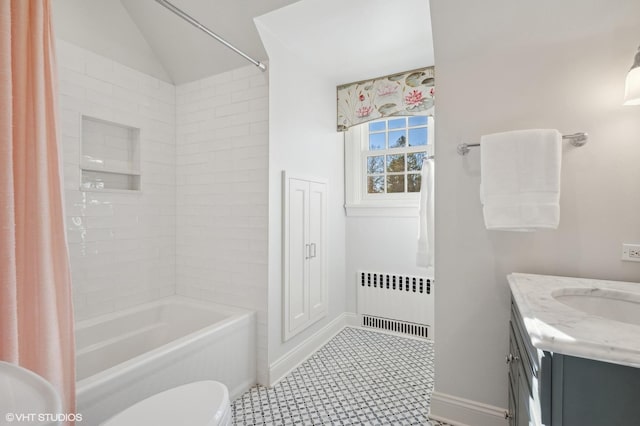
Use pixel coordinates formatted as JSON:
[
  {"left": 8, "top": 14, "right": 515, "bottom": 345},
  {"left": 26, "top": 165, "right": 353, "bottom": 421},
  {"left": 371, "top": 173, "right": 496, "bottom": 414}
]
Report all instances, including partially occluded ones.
[
  {"left": 345, "top": 115, "right": 434, "bottom": 217},
  {"left": 365, "top": 116, "right": 429, "bottom": 195}
]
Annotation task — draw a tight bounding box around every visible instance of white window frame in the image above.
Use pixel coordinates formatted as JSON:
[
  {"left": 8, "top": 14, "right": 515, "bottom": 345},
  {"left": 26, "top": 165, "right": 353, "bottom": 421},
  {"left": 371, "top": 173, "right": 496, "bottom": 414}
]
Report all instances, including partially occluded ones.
[{"left": 344, "top": 115, "right": 434, "bottom": 217}]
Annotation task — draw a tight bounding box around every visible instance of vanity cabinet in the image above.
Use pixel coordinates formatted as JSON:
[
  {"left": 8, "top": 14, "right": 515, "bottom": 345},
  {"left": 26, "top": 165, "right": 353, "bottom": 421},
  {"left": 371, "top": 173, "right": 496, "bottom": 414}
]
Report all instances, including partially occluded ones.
[
  {"left": 508, "top": 296, "right": 640, "bottom": 426},
  {"left": 507, "top": 299, "right": 544, "bottom": 426}
]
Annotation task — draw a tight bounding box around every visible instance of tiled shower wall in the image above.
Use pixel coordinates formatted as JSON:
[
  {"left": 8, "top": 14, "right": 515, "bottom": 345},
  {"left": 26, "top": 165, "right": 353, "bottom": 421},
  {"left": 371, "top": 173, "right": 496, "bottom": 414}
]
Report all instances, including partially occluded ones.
[
  {"left": 175, "top": 65, "right": 269, "bottom": 383},
  {"left": 56, "top": 41, "right": 269, "bottom": 383},
  {"left": 57, "top": 40, "right": 176, "bottom": 321}
]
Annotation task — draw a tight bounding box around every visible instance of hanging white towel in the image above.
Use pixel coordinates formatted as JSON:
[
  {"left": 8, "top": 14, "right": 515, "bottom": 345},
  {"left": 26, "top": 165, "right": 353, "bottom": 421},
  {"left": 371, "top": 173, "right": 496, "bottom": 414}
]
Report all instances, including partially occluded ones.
[
  {"left": 480, "top": 129, "right": 562, "bottom": 231},
  {"left": 417, "top": 157, "right": 434, "bottom": 268}
]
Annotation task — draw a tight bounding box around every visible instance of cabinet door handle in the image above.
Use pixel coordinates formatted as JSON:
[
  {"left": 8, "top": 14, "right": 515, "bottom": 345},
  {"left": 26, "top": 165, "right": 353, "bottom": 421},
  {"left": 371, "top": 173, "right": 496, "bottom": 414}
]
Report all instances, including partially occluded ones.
[
  {"left": 310, "top": 243, "right": 317, "bottom": 258},
  {"left": 505, "top": 353, "right": 519, "bottom": 364},
  {"left": 305, "top": 244, "right": 311, "bottom": 259}
]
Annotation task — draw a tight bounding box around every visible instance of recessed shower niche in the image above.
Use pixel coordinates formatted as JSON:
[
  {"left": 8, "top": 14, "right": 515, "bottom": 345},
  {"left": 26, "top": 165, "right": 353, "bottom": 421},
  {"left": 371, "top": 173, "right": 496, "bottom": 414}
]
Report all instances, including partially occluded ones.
[{"left": 80, "top": 116, "right": 141, "bottom": 192}]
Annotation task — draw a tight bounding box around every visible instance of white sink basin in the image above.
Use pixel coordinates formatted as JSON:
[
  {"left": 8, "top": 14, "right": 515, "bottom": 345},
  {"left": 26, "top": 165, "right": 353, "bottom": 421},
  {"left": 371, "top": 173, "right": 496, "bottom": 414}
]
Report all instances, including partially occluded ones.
[
  {"left": 0, "top": 361, "right": 61, "bottom": 425},
  {"left": 552, "top": 288, "right": 640, "bottom": 326},
  {"left": 509, "top": 273, "right": 640, "bottom": 368}
]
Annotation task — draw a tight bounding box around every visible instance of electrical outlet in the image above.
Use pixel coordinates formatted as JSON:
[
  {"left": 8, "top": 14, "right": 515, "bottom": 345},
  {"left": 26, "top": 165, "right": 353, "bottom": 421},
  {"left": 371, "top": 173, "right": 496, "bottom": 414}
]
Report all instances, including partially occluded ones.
[{"left": 622, "top": 244, "right": 640, "bottom": 262}]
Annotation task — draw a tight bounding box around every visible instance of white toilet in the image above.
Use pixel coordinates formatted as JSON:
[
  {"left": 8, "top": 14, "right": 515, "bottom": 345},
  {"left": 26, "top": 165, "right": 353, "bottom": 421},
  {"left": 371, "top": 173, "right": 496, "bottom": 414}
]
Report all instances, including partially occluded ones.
[
  {"left": 0, "top": 361, "right": 62, "bottom": 426},
  {"left": 101, "top": 381, "right": 232, "bottom": 426}
]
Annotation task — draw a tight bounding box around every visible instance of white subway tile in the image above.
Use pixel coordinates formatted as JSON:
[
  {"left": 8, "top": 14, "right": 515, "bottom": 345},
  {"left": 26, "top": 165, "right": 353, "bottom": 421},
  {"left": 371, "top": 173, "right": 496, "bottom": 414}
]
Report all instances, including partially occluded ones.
[
  {"left": 199, "top": 116, "right": 235, "bottom": 133},
  {"left": 81, "top": 75, "right": 114, "bottom": 96},
  {"left": 177, "top": 108, "right": 210, "bottom": 125},
  {"left": 59, "top": 94, "right": 84, "bottom": 112},
  {"left": 62, "top": 44, "right": 269, "bottom": 331},
  {"left": 176, "top": 79, "right": 201, "bottom": 95},
  {"left": 111, "top": 64, "right": 142, "bottom": 92},
  {"left": 232, "top": 65, "right": 259, "bottom": 81},
  {"left": 58, "top": 42, "right": 176, "bottom": 319},
  {"left": 85, "top": 51, "right": 115, "bottom": 83},
  {"left": 199, "top": 70, "right": 233, "bottom": 89},
  {"left": 59, "top": 79, "right": 85, "bottom": 99},
  {"left": 214, "top": 124, "right": 251, "bottom": 140},
  {"left": 81, "top": 100, "right": 114, "bottom": 122},
  {"left": 199, "top": 93, "right": 233, "bottom": 110},
  {"left": 250, "top": 97, "right": 269, "bottom": 112},
  {"left": 196, "top": 85, "right": 217, "bottom": 101},
  {"left": 56, "top": 40, "right": 86, "bottom": 74},
  {"left": 231, "top": 89, "right": 254, "bottom": 103},
  {"left": 215, "top": 78, "right": 249, "bottom": 95},
  {"left": 249, "top": 74, "right": 268, "bottom": 88},
  {"left": 85, "top": 88, "right": 114, "bottom": 109},
  {"left": 250, "top": 120, "right": 269, "bottom": 135}
]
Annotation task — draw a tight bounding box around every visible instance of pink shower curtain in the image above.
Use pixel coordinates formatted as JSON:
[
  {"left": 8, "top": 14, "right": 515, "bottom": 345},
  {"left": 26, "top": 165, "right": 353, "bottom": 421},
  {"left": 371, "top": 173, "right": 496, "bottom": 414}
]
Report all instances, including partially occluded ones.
[{"left": 0, "top": 0, "right": 75, "bottom": 421}]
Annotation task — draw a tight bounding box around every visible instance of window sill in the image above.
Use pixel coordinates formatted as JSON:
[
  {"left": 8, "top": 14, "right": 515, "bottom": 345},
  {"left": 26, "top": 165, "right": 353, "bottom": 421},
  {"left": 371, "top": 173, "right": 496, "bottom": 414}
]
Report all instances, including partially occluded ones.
[{"left": 345, "top": 203, "right": 418, "bottom": 217}]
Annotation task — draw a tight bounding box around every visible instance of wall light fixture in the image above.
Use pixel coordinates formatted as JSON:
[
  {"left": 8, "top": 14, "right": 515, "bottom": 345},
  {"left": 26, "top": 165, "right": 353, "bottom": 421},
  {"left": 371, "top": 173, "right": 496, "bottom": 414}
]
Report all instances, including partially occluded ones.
[{"left": 624, "top": 45, "right": 640, "bottom": 106}]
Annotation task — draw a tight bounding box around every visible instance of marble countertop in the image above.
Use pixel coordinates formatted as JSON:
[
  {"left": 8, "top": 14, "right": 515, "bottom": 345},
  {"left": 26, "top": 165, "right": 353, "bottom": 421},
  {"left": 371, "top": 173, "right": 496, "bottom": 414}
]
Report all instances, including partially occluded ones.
[{"left": 508, "top": 273, "right": 640, "bottom": 368}]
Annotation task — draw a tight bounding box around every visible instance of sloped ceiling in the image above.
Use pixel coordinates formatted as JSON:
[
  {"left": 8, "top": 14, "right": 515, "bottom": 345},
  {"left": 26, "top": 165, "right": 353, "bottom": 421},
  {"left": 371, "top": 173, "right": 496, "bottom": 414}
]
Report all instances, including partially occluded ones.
[
  {"left": 53, "top": 0, "right": 432, "bottom": 86},
  {"left": 53, "top": 0, "right": 173, "bottom": 82},
  {"left": 53, "top": 0, "right": 299, "bottom": 84},
  {"left": 121, "top": 0, "right": 300, "bottom": 84}
]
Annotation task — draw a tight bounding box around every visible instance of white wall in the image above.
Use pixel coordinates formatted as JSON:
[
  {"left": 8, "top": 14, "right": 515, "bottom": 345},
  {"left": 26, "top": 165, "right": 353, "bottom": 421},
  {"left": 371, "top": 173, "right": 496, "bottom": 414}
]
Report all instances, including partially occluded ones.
[
  {"left": 345, "top": 217, "right": 433, "bottom": 314},
  {"left": 251, "top": 0, "right": 432, "bottom": 85},
  {"left": 57, "top": 40, "right": 176, "bottom": 321},
  {"left": 174, "top": 65, "right": 269, "bottom": 384},
  {"left": 256, "top": 24, "right": 347, "bottom": 372},
  {"left": 256, "top": 0, "right": 437, "bottom": 377},
  {"left": 430, "top": 0, "right": 640, "bottom": 416}
]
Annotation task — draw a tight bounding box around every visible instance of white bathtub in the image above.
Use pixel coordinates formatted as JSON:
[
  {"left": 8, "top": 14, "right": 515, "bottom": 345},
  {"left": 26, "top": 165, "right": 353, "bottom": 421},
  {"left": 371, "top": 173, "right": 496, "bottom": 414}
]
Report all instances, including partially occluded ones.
[{"left": 76, "top": 296, "right": 256, "bottom": 425}]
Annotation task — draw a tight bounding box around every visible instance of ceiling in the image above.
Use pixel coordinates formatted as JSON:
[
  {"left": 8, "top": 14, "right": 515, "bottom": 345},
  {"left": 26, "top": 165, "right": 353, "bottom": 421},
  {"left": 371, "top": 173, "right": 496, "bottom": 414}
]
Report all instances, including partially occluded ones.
[
  {"left": 53, "top": 0, "right": 433, "bottom": 86},
  {"left": 53, "top": 0, "right": 300, "bottom": 84},
  {"left": 256, "top": 0, "right": 433, "bottom": 86},
  {"left": 120, "top": 0, "right": 300, "bottom": 84}
]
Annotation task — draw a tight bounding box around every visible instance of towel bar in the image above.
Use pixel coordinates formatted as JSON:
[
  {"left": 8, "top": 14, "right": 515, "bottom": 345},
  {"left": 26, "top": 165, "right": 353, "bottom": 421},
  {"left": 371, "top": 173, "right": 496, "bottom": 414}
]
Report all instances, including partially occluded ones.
[{"left": 457, "top": 132, "right": 588, "bottom": 156}]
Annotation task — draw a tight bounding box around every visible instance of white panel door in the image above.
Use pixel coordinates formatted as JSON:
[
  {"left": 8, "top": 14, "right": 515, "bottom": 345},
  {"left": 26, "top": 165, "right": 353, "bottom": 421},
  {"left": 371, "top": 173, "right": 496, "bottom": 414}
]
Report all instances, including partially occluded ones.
[
  {"left": 308, "top": 181, "right": 327, "bottom": 321},
  {"left": 287, "top": 178, "right": 310, "bottom": 334},
  {"left": 282, "top": 172, "right": 328, "bottom": 342}
]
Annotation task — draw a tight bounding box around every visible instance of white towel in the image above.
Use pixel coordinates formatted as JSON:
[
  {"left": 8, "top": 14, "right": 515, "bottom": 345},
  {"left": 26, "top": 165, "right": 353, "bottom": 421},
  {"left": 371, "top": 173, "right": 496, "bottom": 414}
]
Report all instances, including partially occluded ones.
[
  {"left": 417, "top": 157, "right": 434, "bottom": 268},
  {"left": 480, "top": 129, "right": 561, "bottom": 231}
]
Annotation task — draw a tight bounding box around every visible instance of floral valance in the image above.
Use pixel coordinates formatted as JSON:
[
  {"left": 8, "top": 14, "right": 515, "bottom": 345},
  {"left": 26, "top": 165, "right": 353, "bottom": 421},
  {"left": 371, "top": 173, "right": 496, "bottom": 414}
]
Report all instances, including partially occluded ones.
[{"left": 337, "top": 66, "right": 434, "bottom": 132}]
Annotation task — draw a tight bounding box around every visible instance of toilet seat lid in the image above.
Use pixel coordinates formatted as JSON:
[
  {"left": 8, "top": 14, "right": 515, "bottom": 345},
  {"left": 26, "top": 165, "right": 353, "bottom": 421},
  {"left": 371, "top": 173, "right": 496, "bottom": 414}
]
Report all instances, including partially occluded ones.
[{"left": 102, "top": 381, "right": 230, "bottom": 426}]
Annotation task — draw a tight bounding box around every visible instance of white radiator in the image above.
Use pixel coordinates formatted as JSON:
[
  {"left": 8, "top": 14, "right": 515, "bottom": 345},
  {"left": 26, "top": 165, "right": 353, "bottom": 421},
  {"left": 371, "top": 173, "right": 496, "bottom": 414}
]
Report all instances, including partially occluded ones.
[{"left": 357, "top": 271, "right": 433, "bottom": 339}]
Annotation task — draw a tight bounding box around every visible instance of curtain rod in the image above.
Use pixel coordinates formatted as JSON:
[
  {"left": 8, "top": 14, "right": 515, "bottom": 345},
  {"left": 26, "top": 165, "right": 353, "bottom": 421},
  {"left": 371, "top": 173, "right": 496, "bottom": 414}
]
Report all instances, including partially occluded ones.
[
  {"left": 154, "top": 0, "right": 267, "bottom": 72},
  {"left": 457, "top": 132, "right": 588, "bottom": 155}
]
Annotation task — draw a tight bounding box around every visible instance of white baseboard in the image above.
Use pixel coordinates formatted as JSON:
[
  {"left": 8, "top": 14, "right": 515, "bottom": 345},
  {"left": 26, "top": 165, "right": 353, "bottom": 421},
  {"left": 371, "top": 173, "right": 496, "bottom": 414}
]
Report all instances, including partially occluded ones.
[
  {"left": 268, "top": 312, "right": 358, "bottom": 387},
  {"left": 228, "top": 377, "right": 256, "bottom": 402},
  {"left": 429, "top": 391, "right": 507, "bottom": 426}
]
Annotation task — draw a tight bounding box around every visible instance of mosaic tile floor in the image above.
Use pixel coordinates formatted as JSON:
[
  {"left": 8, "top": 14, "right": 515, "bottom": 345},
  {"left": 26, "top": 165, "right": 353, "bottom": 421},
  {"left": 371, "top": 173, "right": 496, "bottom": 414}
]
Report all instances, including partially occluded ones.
[{"left": 232, "top": 327, "right": 449, "bottom": 425}]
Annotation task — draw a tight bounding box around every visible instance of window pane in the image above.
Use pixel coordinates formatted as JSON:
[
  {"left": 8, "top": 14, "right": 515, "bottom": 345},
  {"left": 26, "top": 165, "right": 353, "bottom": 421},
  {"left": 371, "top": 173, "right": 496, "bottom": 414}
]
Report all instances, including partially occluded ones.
[
  {"left": 386, "top": 154, "right": 405, "bottom": 172},
  {"left": 408, "top": 127, "right": 427, "bottom": 146},
  {"left": 388, "top": 130, "right": 406, "bottom": 148},
  {"left": 388, "top": 118, "right": 406, "bottom": 129},
  {"left": 386, "top": 175, "right": 405, "bottom": 193},
  {"left": 407, "top": 152, "right": 426, "bottom": 171},
  {"left": 408, "top": 173, "right": 422, "bottom": 192},
  {"left": 408, "top": 116, "right": 428, "bottom": 127},
  {"left": 369, "top": 121, "right": 386, "bottom": 132},
  {"left": 367, "top": 176, "right": 384, "bottom": 194},
  {"left": 369, "top": 132, "right": 385, "bottom": 150},
  {"left": 367, "top": 156, "right": 384, "bottom": 174}
]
